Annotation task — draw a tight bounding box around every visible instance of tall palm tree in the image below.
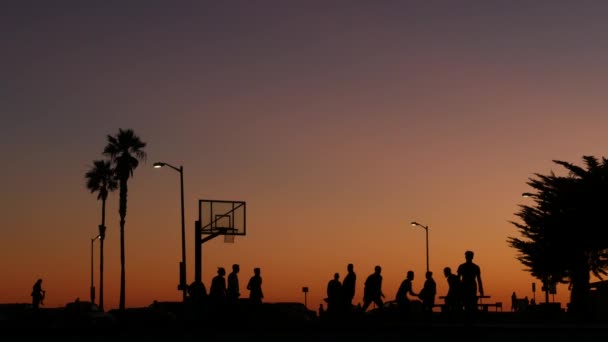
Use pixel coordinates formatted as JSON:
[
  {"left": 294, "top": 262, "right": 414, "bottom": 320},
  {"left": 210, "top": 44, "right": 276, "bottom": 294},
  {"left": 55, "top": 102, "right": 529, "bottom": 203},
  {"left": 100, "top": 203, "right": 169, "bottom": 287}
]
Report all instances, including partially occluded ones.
[
  {"left": 85, "top": 159, "right": 117, "bottom": 312},
  {"left": 103, "top": 128, "right": 147, "bottom": 311}
]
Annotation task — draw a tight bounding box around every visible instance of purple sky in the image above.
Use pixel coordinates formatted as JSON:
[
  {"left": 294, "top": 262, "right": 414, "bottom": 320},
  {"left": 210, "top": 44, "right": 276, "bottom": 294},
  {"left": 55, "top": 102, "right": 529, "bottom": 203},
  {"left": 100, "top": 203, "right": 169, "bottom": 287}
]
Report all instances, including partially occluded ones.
[{"left": 2, "top": 1, "right": 608, "bottom": 310}]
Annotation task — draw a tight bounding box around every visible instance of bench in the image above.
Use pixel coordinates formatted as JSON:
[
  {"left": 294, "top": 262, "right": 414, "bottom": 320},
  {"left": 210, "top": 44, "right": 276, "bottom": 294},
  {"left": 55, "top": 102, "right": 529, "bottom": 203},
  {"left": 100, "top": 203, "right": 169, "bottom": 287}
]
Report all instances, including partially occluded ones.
[
  {"left": 479, "top": 302, "right": 502, "bottom": 312},
  {"left": 437, "top": 295, "right": 501, "bottom": 312}
]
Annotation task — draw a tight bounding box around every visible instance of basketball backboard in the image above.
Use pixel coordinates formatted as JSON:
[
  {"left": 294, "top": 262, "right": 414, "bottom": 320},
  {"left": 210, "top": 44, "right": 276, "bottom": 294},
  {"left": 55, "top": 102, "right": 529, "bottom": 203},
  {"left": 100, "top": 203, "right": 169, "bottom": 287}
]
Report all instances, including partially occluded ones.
[{"left": 198, "top": 199, "right": 246, "bottom": 236}]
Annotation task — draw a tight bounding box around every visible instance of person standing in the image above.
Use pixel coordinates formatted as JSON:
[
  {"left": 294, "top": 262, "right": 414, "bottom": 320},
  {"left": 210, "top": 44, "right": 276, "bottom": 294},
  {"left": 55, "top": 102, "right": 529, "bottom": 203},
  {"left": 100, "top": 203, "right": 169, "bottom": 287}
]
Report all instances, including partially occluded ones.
[
  {"left": 418, "top": 271, "right": 437, "bottom": 312},
  {"left": 209, "top": 267, "right": 227, "bottom": 311},
  {"left": 443, "top": 266, "right": 461, "bottom": 312},
  {"left": 247, "top": 267, "right": 264, "bottom": 304},
  {"left": 31, "top": 278, "right": 45, "bottom": 311},
  {"left": 360, "top": 265, "right": 385, "bottom": 312},
  {"left": 457, "top": 250, "right": 484, "bottom": 313},
  {"left": 342, "top": 263, "right": 357, "bottom": 310},
  {"left": 326, "top": 272, "right": 342, "bottom": 315},
  {"left": 227, "top": 264, "right": 240, "bottom": 305}
]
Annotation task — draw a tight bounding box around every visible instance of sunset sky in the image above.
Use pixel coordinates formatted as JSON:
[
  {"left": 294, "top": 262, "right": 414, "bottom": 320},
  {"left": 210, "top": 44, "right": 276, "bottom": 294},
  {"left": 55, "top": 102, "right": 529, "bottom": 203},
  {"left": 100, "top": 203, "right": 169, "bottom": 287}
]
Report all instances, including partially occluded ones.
[{"left": 2, "top": 1, "right": 608, "bottom": 313}]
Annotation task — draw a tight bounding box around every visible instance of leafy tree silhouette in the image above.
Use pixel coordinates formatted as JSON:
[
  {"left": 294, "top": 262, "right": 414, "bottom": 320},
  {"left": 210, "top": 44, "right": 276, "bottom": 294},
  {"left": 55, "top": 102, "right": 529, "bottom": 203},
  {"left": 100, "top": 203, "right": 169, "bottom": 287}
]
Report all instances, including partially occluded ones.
[{"left": 509, "top": 155, "right": 608, "bottom": 317}]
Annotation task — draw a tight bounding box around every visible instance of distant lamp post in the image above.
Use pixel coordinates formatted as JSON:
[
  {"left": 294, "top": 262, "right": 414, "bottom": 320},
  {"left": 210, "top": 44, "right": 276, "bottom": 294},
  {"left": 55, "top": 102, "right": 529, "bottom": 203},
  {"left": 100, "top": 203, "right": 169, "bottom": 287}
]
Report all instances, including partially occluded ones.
[
  {"left": 90, "top": 235, "right": 101, "bottom": 303},
  {"left": 302, "top": 287, "right": 309, "bottom": 308},
  {"left": 153, "top": 161, "right": 187, "bottom": 302},
  {"left": 411, "top": 221, "right": 430, "bottom": 273}
]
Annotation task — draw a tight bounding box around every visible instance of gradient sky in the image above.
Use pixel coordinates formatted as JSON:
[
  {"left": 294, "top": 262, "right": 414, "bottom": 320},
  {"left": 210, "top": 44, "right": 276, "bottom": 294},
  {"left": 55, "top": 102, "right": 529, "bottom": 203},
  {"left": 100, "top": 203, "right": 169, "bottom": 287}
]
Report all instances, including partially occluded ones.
[{"left": 2, "top": 1, "right": 608, "bottom": 312}]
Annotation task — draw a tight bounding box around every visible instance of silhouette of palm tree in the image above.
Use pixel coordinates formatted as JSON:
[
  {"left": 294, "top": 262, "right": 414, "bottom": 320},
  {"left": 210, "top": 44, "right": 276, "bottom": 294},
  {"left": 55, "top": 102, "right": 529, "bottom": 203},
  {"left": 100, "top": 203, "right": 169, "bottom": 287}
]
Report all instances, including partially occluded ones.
[
  {"left": 85, "top": 159, "right": 117, "bottom": 312},
  {"left": 103, "top": 128, "right": 147, "bottom": 311}
]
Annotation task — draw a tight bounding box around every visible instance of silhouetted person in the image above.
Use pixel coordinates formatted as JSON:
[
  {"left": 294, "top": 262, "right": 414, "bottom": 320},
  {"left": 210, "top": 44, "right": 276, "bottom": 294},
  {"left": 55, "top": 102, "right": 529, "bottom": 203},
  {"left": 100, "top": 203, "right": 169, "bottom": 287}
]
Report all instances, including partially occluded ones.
[
  {"left": 342, "top": 263, "right": 357, "bottom": 310},
  {"left": 187, "top": 280, "right": 207, "bottom": 318},
  {"left": 457, "top": 250, "right": 484, "bottom": 313},
  {"left": 511, "top": 291, "right": 517, "bottom": 312},
  {"left": 361, "top": 265, "right": 385, "bottom": 312},
  {"left": 209, "top": 267, "right": 227, "bottom": 313},
  {"left": 443, "top": 266, "right": 461, "bottom": 312},
  {"left": 396, "top": 270, "right": 418, "bottom": 315},
  {"left": 247, "top": 267, "right": 263, "bottom": 304},
  {"left": 326, "top": 272, "right": 342, "bottom": 315},
  {"left": 227, "top": 264, "right": 240, "bottom": 305},
  {"left": 418, "top": 271, "right": 437, "bottom": 312},
  {"left": 188, "top": 280, "right": 207, "bottom": 306},
  {"left": 31, "top": 278, "right": 45, "bottom": 311}
]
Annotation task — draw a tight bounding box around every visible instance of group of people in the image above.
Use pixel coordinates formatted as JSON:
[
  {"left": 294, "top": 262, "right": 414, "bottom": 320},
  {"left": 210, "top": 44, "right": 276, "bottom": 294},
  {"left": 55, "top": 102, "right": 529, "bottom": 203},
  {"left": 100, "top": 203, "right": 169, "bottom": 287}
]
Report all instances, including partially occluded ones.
[
  {"left": 30, "top": 250, "right": 482, "bottom": 318},
  {"left": 193, "top": 264, "right": 264, "bottom": 311},
  {"left": 324, "top": 263, "right": 357, "bottom": 315},
  {"left": 323, "top": 250, "right": 484, "bottom": 317}
]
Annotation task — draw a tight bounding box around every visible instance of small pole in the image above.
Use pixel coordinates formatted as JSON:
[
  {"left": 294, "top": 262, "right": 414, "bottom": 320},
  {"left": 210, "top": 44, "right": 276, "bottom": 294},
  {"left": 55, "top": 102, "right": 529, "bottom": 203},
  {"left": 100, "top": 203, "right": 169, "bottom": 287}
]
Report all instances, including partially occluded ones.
[{"left": 302, "top": 287, "right": 309, "bottom": 308}]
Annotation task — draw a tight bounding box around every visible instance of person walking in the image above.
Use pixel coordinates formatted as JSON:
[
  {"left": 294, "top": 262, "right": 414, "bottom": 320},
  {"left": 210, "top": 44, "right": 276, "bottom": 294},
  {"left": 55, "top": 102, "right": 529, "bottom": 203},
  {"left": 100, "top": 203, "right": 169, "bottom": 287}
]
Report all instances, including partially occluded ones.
[{"left": 360, "top": 265, "right": 385, "bottom": 312}]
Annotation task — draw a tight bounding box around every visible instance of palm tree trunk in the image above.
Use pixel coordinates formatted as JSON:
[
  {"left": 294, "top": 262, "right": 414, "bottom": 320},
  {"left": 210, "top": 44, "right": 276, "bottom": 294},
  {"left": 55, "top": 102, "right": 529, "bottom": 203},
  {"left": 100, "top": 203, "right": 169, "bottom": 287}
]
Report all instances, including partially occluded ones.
[
  {"left": 100, "top": 236, "right": 105, "bottom": 311},
  {"left": 119, "top": 178, "right": 127, "bottom": 311}
]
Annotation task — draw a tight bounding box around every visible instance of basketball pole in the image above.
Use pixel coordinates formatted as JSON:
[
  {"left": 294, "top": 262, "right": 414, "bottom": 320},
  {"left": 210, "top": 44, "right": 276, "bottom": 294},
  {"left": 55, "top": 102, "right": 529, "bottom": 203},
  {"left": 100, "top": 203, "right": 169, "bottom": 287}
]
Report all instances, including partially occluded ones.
[{"left": 194, "top": 200, "right": 246, "bottom": 290}]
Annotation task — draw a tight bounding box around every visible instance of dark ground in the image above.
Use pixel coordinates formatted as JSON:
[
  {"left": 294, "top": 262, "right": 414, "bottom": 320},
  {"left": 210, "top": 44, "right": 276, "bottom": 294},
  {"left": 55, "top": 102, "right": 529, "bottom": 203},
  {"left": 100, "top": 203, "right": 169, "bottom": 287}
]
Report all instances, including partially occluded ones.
[{"left": 2, "top": 302, "right": 608, "bottom": 340}]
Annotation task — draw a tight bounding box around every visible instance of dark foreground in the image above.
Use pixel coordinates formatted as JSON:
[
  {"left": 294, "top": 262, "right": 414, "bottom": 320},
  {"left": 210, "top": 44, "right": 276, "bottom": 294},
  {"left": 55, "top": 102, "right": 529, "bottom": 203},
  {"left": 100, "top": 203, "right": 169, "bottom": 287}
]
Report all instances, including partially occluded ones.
[{"left": 3, "top": 302, "right": 608, "bottom": 341}]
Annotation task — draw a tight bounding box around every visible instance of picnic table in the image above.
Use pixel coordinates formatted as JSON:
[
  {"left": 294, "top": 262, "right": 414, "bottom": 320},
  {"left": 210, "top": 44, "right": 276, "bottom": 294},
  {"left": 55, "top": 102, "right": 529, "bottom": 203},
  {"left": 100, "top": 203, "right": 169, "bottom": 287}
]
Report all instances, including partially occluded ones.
[{"left": 437, "top": 295, "right": 501, "bottom": 312}]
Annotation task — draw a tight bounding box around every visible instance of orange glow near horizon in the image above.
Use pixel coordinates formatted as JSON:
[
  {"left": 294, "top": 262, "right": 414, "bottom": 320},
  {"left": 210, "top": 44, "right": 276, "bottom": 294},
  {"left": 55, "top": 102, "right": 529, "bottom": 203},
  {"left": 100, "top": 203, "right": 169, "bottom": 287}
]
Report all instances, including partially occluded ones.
[{"left": 2, "top": 2, "right": 608, "bottom": 314}]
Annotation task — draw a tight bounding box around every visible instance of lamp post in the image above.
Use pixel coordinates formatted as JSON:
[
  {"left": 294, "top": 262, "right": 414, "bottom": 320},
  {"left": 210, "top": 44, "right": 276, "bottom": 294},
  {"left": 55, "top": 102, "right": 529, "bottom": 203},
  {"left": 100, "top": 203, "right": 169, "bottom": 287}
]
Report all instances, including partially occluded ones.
[
  {"left": 154, "top": 161, "right": 187, "bottom": 302},
  {"left": 90, "top": 235, "right": 100, "bottom": 303},
  {"left": 411, "top": 221, "right": 429, "bottom": 273},
  {"left": 98, "top": 224, "right": 106, "bottom": 311},
  {"left": 302, "top": 287, "right": 309, "bottom": 308}
]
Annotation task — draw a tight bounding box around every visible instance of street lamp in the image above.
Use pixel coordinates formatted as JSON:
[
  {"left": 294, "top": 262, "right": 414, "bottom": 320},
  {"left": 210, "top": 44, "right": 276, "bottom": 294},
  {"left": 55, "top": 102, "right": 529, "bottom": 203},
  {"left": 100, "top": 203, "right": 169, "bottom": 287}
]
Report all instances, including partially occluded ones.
[
  {"left": 153, "top": 161, "right": 187, "bottom": 302},
  {"left": 411, "top": 221, "right": 429, "bottom": 273},
  {"left": 90, "top": 235, "right": 100, "bottom": 303}
]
